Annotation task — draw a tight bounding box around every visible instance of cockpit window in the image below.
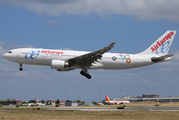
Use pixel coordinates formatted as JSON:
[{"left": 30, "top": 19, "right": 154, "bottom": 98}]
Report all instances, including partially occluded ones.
[{"left": 8, "top": 51, "right": 12, "bottom": 53}]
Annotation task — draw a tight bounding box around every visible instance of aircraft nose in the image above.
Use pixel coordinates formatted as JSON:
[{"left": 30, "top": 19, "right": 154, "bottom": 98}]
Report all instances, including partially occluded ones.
[{"left": 3, "top": 53, "right": 8, "bottom": 59}]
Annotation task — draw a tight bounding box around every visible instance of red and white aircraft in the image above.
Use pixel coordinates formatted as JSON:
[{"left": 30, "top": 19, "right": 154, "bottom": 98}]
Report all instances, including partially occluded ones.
[
  {"left": 3, "top": 30, "right": 176, "bottom": 79},
  {"left": 105, "top": 95, "right": 130, "bottom": 104}
]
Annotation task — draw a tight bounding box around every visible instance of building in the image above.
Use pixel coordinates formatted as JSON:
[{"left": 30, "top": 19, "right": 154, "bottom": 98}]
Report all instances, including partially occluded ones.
[
  {"left": 142, "top": 94, "right": 160, "bottom": 98},
  {"left": 59, "top": 100, "right": 66, "bottom": 105},
  {"left": 46, "top": 100, "right": 56, "bottom": 105},
  {"left": 0, "top": 99, "right": 24, "bottom": 105},
  {"left": 65, "top": 102, "right": 78, "bottom": 106},
  {"left": 103, "top": 94, "right": 179, "bottom": 103},
  {"left": 16, "top": 100, "right": 24, "bottom": 105}
]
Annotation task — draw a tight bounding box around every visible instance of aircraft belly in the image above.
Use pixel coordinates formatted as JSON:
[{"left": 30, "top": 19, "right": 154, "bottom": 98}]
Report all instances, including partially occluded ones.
[
  {"left": 137, "top": 56, "right": 153, "bottom": 67},
  {"left": 90, "top": 62, "right": 105, "bottom": 69},
  {"left": 101, "top": 58, "right": 137, "bottom": 69},
  {"left": 22, "top": 57, "right": 51, "bottom": 66},
  {"left": 101, "top": 56, "right": 153, "bottom": 69}
]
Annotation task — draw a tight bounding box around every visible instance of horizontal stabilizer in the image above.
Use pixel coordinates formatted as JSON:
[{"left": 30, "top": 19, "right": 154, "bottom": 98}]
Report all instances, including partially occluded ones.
[{"left": 151, "top": 54, "right": 174, "bottom": 62}]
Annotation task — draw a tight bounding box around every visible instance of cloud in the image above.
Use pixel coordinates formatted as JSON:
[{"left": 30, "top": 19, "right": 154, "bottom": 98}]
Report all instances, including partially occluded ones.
[
  {"left": 20, "top": 0, "right": 77, "bottom": 5},
  {"left": 1, "top": 0, "right": 179, "bottom": 24},
  {"left": 47, "top": 20, "right": 60, "bottom": 28},
  {"left": 0, "top": 41, "right": 32, "bottom": 54},
  {"left": 159, "top": 67, "right": 175, "bottom": 72},
  {"left": 173, "top": 50, "right": 179, "bottom": 60}
]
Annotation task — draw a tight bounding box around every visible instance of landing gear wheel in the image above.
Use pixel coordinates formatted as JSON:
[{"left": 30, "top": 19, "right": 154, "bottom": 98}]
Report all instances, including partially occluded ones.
[
  {"left": 86, "top": 74, "right": 91, "bottom": 79},
  {"left": 19, "top": 64, "right": 23, "bottom": 71},
  {"left": 19, "top": 68, "right": 23, "bottom": 71},
  {"left": 80, "top": 71, "right": 85, "bottom": 76},
  {"left": 80, "top": 70, "right": 92, "bottom": 79}
]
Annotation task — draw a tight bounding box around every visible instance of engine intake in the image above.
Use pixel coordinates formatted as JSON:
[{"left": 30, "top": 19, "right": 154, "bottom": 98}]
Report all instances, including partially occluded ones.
[{"left": 51, "top": 60, "right": 70, "bottom": 69}]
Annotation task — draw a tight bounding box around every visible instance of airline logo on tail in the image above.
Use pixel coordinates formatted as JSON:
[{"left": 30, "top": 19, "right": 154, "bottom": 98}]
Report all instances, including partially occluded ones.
[
  {"left": 151, "top": 31, "right": 174, "bottom": 54},
  {"left": 105, "top": 95, "right": 111, "bottom": 101}
]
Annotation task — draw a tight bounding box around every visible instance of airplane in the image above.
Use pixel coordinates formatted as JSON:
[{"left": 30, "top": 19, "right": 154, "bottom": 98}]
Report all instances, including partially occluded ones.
[
  {"left": 105, "top": 95, "right": 130, "bottom": 104},
  {"left": 3, "top": 30, "right": 176, "bottom": 79}
]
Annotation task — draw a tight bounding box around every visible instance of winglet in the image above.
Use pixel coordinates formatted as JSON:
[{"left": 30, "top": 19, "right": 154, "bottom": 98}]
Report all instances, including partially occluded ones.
[
  {"left": 109, "top": 42, "right": 115, "bottom": 48},
  {"left": 104, "top": 42, "right": 115, "bottom": 52}
]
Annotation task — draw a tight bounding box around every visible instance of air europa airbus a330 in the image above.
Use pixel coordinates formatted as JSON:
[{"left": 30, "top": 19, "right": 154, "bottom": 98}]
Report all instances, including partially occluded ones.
[{"left": 3, "top": 30, "right": 176, "bottom": 79}]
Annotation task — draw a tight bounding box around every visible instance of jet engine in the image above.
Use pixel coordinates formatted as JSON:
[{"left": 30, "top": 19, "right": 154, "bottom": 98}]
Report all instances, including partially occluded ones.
[{"left": 51, "top": 60, "right": 70, "bottom": 69}]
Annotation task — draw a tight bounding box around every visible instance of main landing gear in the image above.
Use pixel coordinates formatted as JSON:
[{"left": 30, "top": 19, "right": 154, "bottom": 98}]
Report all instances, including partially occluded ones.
[
  {"left": 19, "top": 64, "right": 23, "bottom": 71},
  {"left": 80, "top": 70, "right": 91, "bottom": 79}
]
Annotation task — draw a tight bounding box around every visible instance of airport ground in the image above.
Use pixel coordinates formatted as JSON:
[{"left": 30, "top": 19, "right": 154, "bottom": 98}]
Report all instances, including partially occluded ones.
[{"left": 0, "top": 101, "right": 179, "bottom": 120}]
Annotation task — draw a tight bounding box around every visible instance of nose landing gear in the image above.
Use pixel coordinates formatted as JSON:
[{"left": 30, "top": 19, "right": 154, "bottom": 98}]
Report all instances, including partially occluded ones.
[
  {"left": 80, "top": 70, "right": 91, "bottom": 79},
  {"left": 19, "top": 64, "right": 23, "bottom": 71}
]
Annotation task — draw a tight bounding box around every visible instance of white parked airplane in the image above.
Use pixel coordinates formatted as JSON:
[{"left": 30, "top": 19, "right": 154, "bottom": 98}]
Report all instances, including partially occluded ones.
[
  {"left": 105, "top": 95, "right": 130, "bottom": 104},
  {"left": 3, "top": 30, "right": 176, "bottom": 79}
]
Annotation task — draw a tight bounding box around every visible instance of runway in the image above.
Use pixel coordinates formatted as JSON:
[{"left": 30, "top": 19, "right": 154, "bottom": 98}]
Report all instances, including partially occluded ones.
[
  {"left": 2, "top": 105, "right": 179, "bottom": 111},
  {"left": 43, "top": 106, "right": 179, "bottom": 111},
  {"left": 129, "top": 106, "right": 179, "bottom": 111}
]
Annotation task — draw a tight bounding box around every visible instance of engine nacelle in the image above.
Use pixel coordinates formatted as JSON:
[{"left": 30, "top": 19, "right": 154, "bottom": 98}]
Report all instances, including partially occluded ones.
[{"left": 51, "top": 60, "right": 70, "bottom": 69}]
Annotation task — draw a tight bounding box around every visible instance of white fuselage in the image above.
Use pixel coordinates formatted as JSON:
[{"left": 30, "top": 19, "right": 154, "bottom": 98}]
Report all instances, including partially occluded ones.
[
  {"left": 105, "top": 100, "right": 130, "bottom": 104},
  {"left": 3, "top": 48, "right": 157, "bottom": 70},
  {"left": 2, "top": 30, "right": 176, "bottom": 79}
]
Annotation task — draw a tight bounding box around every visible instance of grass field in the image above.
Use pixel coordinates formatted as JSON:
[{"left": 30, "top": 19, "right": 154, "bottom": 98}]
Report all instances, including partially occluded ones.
[
  {"left": 127, "top": 101, "right": 179, "bottom": 107},
  {"left": 1, "top": 102, "right": 179, "bottom": 120},
  {"left": 0, "top": 110, "right": 179, "bottom": 120}
]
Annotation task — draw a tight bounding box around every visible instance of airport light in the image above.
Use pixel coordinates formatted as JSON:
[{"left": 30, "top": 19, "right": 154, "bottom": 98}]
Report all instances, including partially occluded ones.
[
  {"left": 64, "top": 91, "right": 66, "bottom": 100},
  {"left": 99, "top": 90, "right": 101, "bottom": 102},
  {"left": 78, "top": 96, "right": 80, "bottom": 101},
  {"left": 121, "top": 89, "right": 122, "bottom": 99},
  {"left": 169, "top": 87, "right": 171, "bottom": 97}
]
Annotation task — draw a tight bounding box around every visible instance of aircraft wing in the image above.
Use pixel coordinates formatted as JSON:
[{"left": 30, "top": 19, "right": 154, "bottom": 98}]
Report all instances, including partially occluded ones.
[
  {"left": 151, "top": 54, "right": 174, "bottom": 62},
  {"left": 68, "top": 42, "right": 115, "bottom": 66}
]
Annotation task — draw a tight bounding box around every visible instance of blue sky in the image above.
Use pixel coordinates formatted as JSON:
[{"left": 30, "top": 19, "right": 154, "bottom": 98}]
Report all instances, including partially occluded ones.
[{"left": 0, "top": 0, "right": 179, "bottom": 103}]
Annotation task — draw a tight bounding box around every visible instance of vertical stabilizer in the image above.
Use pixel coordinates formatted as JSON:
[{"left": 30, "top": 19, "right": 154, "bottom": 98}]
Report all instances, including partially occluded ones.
[
  {"left": 140, "top": 30, "right": 177, "bottom": 56},
  {"left": 105, "top": 95, "right": 111, "bottom": 101}
]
